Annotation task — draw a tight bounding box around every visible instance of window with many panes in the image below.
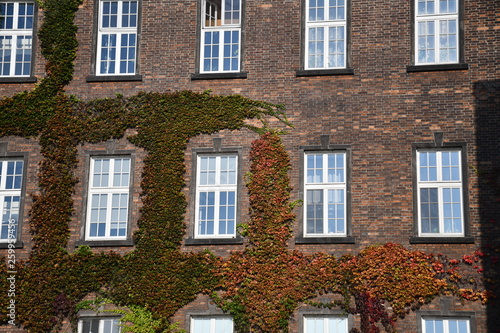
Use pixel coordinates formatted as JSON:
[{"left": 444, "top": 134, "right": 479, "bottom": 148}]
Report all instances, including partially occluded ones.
[
  {"left": 415, "top": 0, "right": 459, "bottom": 65},
  {"left": 191, "top": 316, "right": 233, "bottom": 333},
  {"left": 195, "top": 155, "right": 237, "bottom": 238},
  {"left": 417, "top": 150, "right": 464, "bottom": 236},
  {"left": 304, "top": 152, "right": 346, "bottom": 237},
  {"left": 0, "top": 1, "right": 34, "bottom": 77},
  {"left": 422, "top": 318, "right": 470, "bottom": 333},
  {"left": 200, "top": 0, "right": 241, "bottom": 73},
  {"left": 86, "top": 157, "right": 131, "bottom": 240},
  {"left": 78, "top": 317, "right": 121, "bottom": 333},
  {"left": 96, "top": 0, "right": 138, "bottom": 75},
  {"left": 0, "top": 159, "right": 23, "bottom": 242},
  {"left": 305, "top": 0, "right": 347, "bottom": 69},
  {"left": 304, "top": 316, "right": 348, "bottom": 333}
]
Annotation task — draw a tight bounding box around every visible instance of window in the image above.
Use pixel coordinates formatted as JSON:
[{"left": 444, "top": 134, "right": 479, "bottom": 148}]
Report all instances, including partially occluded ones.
[
  {"left": 422, "top": 318, "right": 470, "bottom": 333},
  {"left": 86, "top": 157, "right": 130, "bottom": 240},
  {"left": 96, "top": 0, "right": 138, "bottom": 75},
  {"left": 195, "top": 155, "right": 237, "bottom": 238},
  {"left": 0, "top": 159, "right": 23, "bottom": 242},
  {"left": 200, "top": 0, "right": 241, "bottom": 73},
  {"left": 0, "top": 1, "right": 34, "bottom": 77},
  {"left": 304, "top": 152, "right": 346, "bottom": 237},
  {"left": 78, "top": 317, "right": 121, "bottom": 333},
  {"left": 417, "top": 150, "right": 464, "bottom": 236},
  {"left": 415, "top": 0, "right": 459, "bottom": 65},
  {"left": 305, "top": 0, "right": 347, "bottom": 69},
  {"left": 191, "top": 316, "right": 233, "bottom": 333},
  {"left": 304, "top": 316, "right": 348, "bottom": 333}
]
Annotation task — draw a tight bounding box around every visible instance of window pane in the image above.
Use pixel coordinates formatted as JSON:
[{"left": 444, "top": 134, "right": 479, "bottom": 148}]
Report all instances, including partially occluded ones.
[
  {"left": 306, "top": 317, "right": 324, "bottom": 333},
  {"left": 307, "top": 189, "right": 324, "bottom": 234},
  {"left": 418, "top": 0, "right": 435, "bottom": 15},
  {"left": 420, "top": 188, "right": 439, "bottom": 233},
  {"left": 215, "top": 317, "right": 234, "bottom": 333},
  {"left": 308, "top": 27, "right": 325, "bottom": 69},
  {"left": 328, "top": 189, "right": 345, "bottom": 233},
  {"left": 307, "top": 154, "right": 323, "bottom": 183}
]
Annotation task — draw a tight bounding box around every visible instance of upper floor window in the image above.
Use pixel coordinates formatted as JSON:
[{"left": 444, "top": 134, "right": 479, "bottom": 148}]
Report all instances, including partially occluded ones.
[
  {"left": 415, "top": 0, "right": 458, "bottom": 65},
  {"left": 195, "top": 155, "right": 237, "bottom": 238},
  {"left": 422, "top": 317, "right": 470, "bottom": 333},
  {"left": 79, "top": 317, "right": 121, "bottom": 333},
  {"left": 417, "top": 150, "right": 464, "bottom": 236},
  {"left": 0, "top": 1, "right": 34, "bottom": 77},
  {"left": 304, "top": 316, "right": 348, "bottom": 333},
  {"left": 200, "top": 0, "right": 241, "bottom": 73},
  {"left": 86, "top": 157, "right": 131, "bottom": 240},
  {"left": 304, "top": 152, "right": 347, "bottom": 237},
  {"left": 191, "top": 316, "right": 233, "bottom": 333},
  {"left": 97, "top": 0, "right": 138, "bottom": 75},
  {"left": 0, "top": 159, "right": 23, "bottom": 242},
  {"left": 305, "top": 0, "right": 347, "bottom": 69}
]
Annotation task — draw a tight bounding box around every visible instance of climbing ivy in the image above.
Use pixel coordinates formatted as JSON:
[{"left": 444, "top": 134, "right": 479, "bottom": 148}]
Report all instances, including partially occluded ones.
[{"left": 0, "top": 1, "right": 496, "bottom": 333}]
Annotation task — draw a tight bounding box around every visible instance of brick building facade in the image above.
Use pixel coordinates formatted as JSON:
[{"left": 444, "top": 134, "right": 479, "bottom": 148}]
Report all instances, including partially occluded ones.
[{"left": 0, "top": 0, "right": 498, "bottom": 332}]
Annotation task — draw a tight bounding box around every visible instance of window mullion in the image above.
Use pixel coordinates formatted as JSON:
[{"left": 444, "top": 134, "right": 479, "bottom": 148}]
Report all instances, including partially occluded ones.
[
  {"left": 214, "top": 189, "right": 220, "bottom": 235},
  {"left": 12, "top": 3, "right": 19, "bottom": 31},
  {"left": 438, "top": 186, "right": 444, "bottom": 233},
  {"left": 113, "top": 31, "right": 121, "bottom": 74},
  {"left": 218, "top": 28, "right": 225, "bottom": 71},
  {"left": 323, "top": 188, "right": 329, "bottom": 232},
  {"left": 221, "top": 0, "right": 226, "bottom": 25},
  {"left": 117, "top": 1, "right": 123, "bottom": 29},
  {"left": 210, "top": 317, "right": 216, "bottom": 332},
  {"left": 0, "top": 162, "right": 6, "bottom": 190},
  {"left": 434, "top": 20, "right": 441, "bottom": 63}
]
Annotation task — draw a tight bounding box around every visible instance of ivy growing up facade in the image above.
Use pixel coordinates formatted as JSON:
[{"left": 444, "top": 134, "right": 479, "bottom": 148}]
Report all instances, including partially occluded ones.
[{"left": 0, "top": 1, "right": 497, "bottom": 333}]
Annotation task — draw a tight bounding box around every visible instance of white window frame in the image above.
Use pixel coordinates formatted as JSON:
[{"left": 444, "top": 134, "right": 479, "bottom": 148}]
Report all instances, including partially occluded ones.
[
  {"left": 422, "top": 317, "right": 470, "bottom": 333},
  {"left": 200, "top": 0, "right": 241, "bottom": 73},
  {"left": 305, "top": 0, "right": 347, "bottom": 70},
  {"left": 417, "top": 149, "right": 464, "bottom": 237},
  {"left": 0, "top": 1, "right": 34, "bottom": 77},
  {"left": 0, "top": 159, "right": 23, "bottom": 243},
  {"left": 304, "top": 152, "right": 347, "bottom": 237},
  {"left": 304, "top": 315, "right": 348, "bottom": 333},
  {"left": 96, "top": 0, "right": 138, "bottom": 76},
  {"left": 191, "top": 316, "right": 234, "bottom": 333},
  {"left": 195, "top": 154, "right": 237, "bottom": 239},
  {"left": 414, "top": 0, "right": 459, "bottom": 65},
  {"left": 85, "top": 157, "right": 131, "bottom": 240},
  {"left": 78, "top": 317, "right": 121, "bottom": 333}
]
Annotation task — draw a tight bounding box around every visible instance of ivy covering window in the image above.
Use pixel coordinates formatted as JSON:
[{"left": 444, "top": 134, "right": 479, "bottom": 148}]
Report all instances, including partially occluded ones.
[
  {"left": 200, "top": 0, "right": 241, "bottom": 73},
  {"left": 195, "top": 155, "right": 237, "bottom": 238},
  {"left": 415, "top": 0, "right": 458, "bottom": 65},
  {"left": 422, "top": 318, "right": 470, "bottom": 333},
  {"left": 191, "top": 316, "right": 233, "bottom": 333},
  {"left": 78, "top": 318, "right": 120, "bottom": 333},
  {"left": 304, "top": 316, "right": 348, "bottom": 333},
  {"left": 0, "top": 160, "right": 23, "bottom": 242},
  {"left": 305, "top": 0, "right": 347, "bottom": 69},
  {"left": 417, "top": 150, "right": 464, "bottom": 236},
  {"left": 86, "top": 157, "right": 130, "bottom": 240},
  {"left": 97, "top": 0, "right": 138, "bottom": 75},
  {"left": 0, "top": 1, "right": 34, "bottom": 76},
  {"left": 304, "top": 152, "right": 346, "bottom": 236}
]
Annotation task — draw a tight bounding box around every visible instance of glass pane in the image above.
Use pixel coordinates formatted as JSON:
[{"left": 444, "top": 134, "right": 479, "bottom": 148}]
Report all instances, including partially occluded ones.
[
  {"left": 420, "top": 188, "right": 439, "bottom": 233},
  {"left": 306, "top": 317, "right": 324, "bottom": 333},
  {"left": 215, "top": 317, "right": 234, "bottom": 333},
  {"left": 193, "top": 317, "right": 211, "bottom": 333},
  {"left": 307, "top": 189, "right": 324, "bottom": 234}
]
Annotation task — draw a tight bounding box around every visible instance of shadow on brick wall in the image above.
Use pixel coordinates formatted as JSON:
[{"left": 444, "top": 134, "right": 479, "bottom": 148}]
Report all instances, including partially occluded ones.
[{"left": 474, "top": 79, "right": 500, "bottom": 332}]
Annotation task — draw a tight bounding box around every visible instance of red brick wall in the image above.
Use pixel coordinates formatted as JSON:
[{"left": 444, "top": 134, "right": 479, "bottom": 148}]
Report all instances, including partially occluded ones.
[{"left": 0, "top": 0, "right": 498, "bottom": 331}]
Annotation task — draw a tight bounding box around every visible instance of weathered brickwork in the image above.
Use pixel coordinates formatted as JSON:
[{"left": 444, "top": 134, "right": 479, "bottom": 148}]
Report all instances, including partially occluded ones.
[{"left": 0, "top": 0, "right": 498, "bottom": 331}]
